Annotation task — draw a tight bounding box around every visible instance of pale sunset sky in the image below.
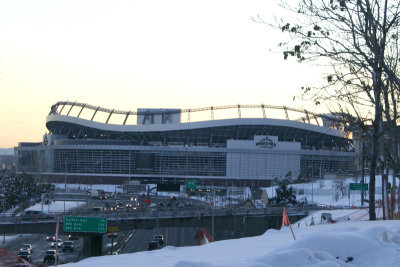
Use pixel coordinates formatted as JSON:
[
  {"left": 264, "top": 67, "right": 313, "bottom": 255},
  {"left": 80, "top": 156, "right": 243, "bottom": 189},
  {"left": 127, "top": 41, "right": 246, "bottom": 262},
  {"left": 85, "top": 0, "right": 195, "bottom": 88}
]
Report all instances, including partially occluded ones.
[{"left": 0, "top": 0, "right": 323, "bottom": 148}]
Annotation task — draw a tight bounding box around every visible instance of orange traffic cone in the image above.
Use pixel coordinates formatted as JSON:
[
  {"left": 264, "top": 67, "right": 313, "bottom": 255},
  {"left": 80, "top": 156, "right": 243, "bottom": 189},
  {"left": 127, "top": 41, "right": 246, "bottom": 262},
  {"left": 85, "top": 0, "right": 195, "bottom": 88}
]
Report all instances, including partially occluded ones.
[{"left": 281, "top": 207, "right": 296, "bottom": 240}]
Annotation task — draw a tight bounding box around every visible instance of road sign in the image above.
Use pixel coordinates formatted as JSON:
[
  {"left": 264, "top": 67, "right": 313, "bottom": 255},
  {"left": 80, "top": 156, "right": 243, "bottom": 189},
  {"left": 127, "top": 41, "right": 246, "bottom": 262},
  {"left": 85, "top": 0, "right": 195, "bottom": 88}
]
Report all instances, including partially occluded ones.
[
  {"left": 108, "top": 226, "right": 118, "bottom": 232},
  {"left": 157, "top": 183, "right": 180, "bottom": 192},
  {"left": 349, "top": 183, "right": 368, "bottom": 191},
  {"left": 186, "top": 179, "right": 197, "bottom": 189},
  {"left": 64, "top": 216, "right": 107, "bottom": 233}
]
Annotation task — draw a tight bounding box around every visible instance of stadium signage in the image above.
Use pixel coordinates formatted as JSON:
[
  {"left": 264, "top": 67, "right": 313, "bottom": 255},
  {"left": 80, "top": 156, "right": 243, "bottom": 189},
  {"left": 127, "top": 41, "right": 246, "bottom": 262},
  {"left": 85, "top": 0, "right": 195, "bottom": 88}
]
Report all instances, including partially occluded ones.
[{"left": 256, "top": 137, "right": 276, "bottom": 149}]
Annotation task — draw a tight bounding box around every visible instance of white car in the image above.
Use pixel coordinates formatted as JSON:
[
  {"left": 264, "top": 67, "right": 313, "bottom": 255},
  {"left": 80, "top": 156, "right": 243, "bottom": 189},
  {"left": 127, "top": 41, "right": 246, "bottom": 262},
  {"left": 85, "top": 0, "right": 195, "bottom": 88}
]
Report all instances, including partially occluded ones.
[
  {"left": 50, "top": 239, "right": 63, "bottom": 248},
  {"left": 20, "top": 244, "right": 33, "bottom": 253}
]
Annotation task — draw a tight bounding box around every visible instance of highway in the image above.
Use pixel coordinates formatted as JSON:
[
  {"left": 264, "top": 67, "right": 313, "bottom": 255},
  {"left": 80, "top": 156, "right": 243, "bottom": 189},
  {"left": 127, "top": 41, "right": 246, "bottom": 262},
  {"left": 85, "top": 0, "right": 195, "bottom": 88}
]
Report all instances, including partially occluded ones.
[
  {"left": 0, "top": 194, "right": 208, "bottom": 264},
  {"left": 0, "top": 192, "right": 307, "bottom": 264},
  {"left": 118, "top": 227, "right": 197, "bottom": 254},
  {"left": 0, "top": 233, "right": 83, "bottom": 265}
]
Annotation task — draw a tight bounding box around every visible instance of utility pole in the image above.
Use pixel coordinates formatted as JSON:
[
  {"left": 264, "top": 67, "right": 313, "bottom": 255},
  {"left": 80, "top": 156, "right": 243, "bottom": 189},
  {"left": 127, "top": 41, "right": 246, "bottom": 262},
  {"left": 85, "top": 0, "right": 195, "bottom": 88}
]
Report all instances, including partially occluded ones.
[
  {"left": 211, "top": 185, "right": 215, "bottom": 240},
  {"left": 361, "top": 142, "right": 365, "bottom": 207},
  {"left": 64, "top": 159, "right": 67, "bottom": 213}
]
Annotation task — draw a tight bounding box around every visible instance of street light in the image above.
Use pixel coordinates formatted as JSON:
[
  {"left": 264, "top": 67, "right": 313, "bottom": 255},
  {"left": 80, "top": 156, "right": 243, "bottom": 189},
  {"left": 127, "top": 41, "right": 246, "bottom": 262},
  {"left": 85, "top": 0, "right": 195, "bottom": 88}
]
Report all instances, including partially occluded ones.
[
  {"left": 146, "top": 185, "right": 159, "bottom": 239},
  {"left": 64, "top": 158, "right": 67, "bottom": 213}
]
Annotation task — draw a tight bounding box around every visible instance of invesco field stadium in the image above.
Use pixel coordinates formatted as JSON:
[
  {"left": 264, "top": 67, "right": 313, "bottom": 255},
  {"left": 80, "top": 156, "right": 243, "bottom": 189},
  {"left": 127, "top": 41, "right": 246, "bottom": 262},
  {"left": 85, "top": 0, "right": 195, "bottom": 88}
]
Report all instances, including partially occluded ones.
[{"left": 15, "top": 101, "right": 355, "bottom": 187}]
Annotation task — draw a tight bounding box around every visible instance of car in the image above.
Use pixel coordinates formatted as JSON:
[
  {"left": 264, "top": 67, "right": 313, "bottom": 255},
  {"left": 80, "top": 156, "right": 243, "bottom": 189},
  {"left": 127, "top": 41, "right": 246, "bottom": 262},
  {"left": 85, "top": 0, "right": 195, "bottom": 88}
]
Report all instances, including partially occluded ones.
[
  {"left": 19, "top": 244, "right": 33, "bottom": 253},
  {"left": 103, "top": 201, "right": 111, "bottom": 210},
  {"left": 125, "top": 203, "right": 132, "bottom": 208},
  {"left": 158, "top": 202, "right": 164, "bottom": 207},
  {"left": 186, "top": 201, "right": 193, "bottom": 206},
  {"left": 62, "top": 241, "right": 74, "bottom": 252},
  {"left": 46, "top": 234, "right": 56, "bottom": 242},
  {"left": 167, "top": 202, "right": 173, "bottom": 208},
  {"left": 43, "top": 249, "right": 58, "bottom": 263},
  {"left": 147, "top": 241, "right": 159, "bottom": 250},
  {"left": 50, "top": 239, "right": 63, "bottom": 248},
  {"left": 107, "top": 232, "right": 117, "bottom": 238},
  {"left": 116, "top": 200, "right": 123, "bottom": 207},
  {"left": 91, "top": 206, "right": 102, "bottom": 212},
  {"left": 68, "top": 234, "right": 79, "bottom": 240},
  {"left": 17, "top": 250, "right": 32, "bottom": 262},
  {"left": 152, "top": 234, "right": 164, "bottom": 245}
]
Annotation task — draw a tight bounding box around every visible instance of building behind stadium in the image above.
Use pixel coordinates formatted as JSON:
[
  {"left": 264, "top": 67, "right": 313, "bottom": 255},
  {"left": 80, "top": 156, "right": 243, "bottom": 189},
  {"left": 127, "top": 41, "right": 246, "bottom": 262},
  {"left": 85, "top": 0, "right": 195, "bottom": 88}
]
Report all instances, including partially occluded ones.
[{"left": 15, "top": 101, "right": 355, "bottom": 188}]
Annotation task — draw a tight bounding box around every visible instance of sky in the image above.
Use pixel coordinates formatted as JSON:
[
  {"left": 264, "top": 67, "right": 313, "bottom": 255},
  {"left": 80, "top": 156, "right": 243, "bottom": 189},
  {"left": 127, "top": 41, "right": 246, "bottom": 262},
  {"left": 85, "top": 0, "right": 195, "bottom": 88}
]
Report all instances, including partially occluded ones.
[{"left": 0, "top": 0, "right": 325, "bottom": 148}]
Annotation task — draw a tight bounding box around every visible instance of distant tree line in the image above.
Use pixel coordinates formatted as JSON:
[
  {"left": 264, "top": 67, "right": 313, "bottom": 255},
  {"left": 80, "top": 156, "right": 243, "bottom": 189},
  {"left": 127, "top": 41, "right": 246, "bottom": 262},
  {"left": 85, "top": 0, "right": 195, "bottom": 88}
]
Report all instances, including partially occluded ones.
[{"left": 0, "top": 173, "right": 54, "bottom": 212}]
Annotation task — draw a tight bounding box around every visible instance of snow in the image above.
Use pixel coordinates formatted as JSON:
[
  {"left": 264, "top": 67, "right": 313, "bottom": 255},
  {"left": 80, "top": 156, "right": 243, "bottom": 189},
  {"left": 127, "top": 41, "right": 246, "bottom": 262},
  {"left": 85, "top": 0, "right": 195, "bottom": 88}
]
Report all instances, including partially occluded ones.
[
  {"left": 57, "top": 175, "right": 400, "bottom": 267},
  {"left": 61, "top": 219, "right": 400, "bottom": 267},
  {"left": 24, "top": 201, "right": 86, "bottom": 213}
]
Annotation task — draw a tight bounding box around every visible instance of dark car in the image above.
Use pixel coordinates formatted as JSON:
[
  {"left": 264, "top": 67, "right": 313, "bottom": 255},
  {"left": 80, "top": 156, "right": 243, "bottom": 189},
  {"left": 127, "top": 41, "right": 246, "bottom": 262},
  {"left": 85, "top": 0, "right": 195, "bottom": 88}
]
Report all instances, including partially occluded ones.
[
  {"left": 46, "top": 234, "right": 56, "bottom": 242},
  {"left": 43, "top": 249, "right": 58, "bottom": 263},
  {"left": 62, "top": 241, "right": 74, "bottom": 252},
  {"left": 147, "top": 241, "right": 159, "bottom": 251},
  {"left": 104, "top": 202, "right": 111, "bottom": 210},
  {"left": 152, "top": 234, "right": 164, "bottom": 245},
  {"left": 17, "top": 250, "right": 32, "bottom": 262},
  {"left": 107, "top": 232, "right": 117, "bottom": 238},
  {"left": 68, "top": 234, "right": 79, "bottom": 240}
]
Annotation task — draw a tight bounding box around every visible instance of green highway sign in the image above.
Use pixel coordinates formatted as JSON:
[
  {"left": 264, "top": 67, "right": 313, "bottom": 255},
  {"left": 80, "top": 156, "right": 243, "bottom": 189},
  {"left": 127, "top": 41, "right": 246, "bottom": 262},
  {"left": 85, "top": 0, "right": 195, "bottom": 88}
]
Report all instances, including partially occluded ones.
[
  {"left": 350, "top": 183, "right": 368, "bottom": 191},
  {"left": 64, "top": 216, "right": 107, "bottom": 233},
  {"left": 186, "top": 179, "right": 197, "bottom": 190}
]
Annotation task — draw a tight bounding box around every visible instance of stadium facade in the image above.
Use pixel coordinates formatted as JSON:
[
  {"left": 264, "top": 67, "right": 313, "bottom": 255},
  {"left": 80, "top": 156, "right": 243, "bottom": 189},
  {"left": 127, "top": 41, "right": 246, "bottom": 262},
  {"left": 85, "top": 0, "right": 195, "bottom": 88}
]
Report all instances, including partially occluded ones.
[{"left": 15, "top": 101, "right": 355, "bottom": 187}]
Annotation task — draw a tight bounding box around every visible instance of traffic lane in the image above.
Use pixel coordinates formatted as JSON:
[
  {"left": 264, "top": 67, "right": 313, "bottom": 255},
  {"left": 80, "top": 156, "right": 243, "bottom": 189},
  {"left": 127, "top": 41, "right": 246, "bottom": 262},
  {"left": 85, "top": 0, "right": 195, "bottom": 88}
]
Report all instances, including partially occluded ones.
[
  {"left": 120, "top": 227, "right": 197, "bottom": 255},
  {"left": 103, "top": 232, "right": 120, "bottom": 254},
  {"left": 119, "top": 229, "right": 154, "bottom": 254},
  {"left": 0, "top": 233, "right": 83, "bottom": 265},
  {"left": 30, "top": 234, "right": 82, "bottom": 265}
]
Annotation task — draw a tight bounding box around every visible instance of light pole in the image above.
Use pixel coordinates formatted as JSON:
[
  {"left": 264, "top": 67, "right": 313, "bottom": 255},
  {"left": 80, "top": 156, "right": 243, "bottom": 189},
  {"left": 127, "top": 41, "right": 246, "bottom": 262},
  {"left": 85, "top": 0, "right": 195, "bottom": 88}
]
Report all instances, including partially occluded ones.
[
  {"left": 147, "top": 185, "right": 159, "bottom": 239},
  {"left": 64, "top": 158, "right": 67, "bottom": 192},
  {"left": 64, "top": 158, "right": 67, "bottom": 213},
  {"left": 361, "top": 142, "right": 365, "bottom": 207},
  {"left": 211, "top": 186, "right": 215, "bottom": 240}
]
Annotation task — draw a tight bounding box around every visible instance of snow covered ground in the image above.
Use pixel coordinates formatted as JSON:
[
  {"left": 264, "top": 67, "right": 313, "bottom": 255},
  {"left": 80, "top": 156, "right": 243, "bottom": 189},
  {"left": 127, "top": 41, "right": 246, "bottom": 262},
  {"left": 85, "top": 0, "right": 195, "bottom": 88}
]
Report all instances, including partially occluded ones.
[
  {"left": 23, "top": 201, "right": 86, "bottom": 214},
  {"left": 61, "top": 212, "right": 400, "bottom": 267},
  {"left": 56, "top": 175, "right": 400, "bottom": 267}
]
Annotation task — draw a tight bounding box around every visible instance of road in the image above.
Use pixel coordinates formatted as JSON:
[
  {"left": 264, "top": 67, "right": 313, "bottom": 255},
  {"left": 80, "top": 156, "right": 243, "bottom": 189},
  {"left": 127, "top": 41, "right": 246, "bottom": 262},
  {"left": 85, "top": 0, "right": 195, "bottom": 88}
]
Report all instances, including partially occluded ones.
[
  {"left": 0, "top": 233, "right": 83, "bottom": 265},
  {"left": 0, "top": 193, "right": 228, "bottom": 264},
  {"left": 118, "top": 226, "right": 197, "bottom": 255}
]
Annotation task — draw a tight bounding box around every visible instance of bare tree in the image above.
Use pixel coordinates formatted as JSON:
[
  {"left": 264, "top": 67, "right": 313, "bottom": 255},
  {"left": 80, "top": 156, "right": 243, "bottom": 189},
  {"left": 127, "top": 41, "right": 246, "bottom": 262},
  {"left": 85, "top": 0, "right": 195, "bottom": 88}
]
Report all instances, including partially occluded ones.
[{"left": 255, "top": 0, "right": 400, "bottom": 220}]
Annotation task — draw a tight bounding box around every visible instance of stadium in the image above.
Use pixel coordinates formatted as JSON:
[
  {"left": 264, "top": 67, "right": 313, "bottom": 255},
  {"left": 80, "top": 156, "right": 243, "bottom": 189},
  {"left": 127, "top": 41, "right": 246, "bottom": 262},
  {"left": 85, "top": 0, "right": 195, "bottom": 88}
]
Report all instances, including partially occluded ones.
[{"left": 15, "top": 101, "right": 355, "bottom": 187}]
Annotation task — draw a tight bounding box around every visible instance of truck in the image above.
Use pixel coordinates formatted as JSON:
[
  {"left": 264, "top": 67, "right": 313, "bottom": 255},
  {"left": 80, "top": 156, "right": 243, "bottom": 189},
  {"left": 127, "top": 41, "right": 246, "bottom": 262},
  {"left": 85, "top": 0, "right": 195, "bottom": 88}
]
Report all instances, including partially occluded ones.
[{"left": 87, "top": 189, "right": 99, "bottom": 199}]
